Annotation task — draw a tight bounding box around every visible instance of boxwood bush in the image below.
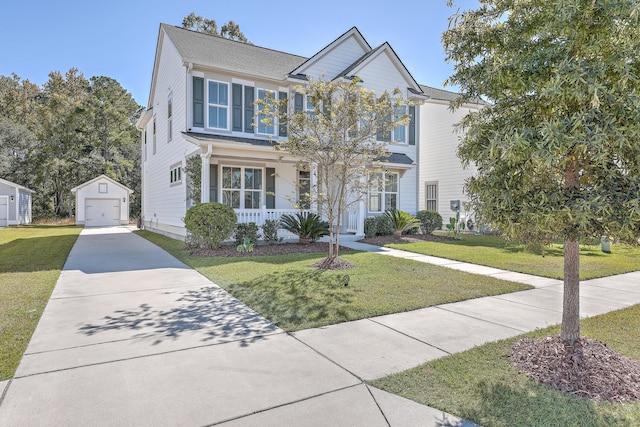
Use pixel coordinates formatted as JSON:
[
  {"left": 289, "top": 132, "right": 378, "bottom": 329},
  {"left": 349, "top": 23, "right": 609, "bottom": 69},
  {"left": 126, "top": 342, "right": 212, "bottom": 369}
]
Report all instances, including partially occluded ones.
[
  {"left": 416, "top": 210, "right": 443, "bottom": 235},
  {"left": 184, "top": 202, "right": 237, "bottom": 249}
]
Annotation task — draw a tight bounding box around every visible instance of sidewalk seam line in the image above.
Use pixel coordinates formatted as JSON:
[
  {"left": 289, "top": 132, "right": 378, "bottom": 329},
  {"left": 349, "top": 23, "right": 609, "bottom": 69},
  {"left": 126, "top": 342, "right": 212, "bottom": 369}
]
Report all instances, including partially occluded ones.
[
  {"left": 203, "top": 383, "right": 364, "bottom": 426},
  {"left": 14, "top": 331, "right": 287, "bottom": 379},
  {"left": 366, "top": 318, "right": 452, "bottom": 356}
]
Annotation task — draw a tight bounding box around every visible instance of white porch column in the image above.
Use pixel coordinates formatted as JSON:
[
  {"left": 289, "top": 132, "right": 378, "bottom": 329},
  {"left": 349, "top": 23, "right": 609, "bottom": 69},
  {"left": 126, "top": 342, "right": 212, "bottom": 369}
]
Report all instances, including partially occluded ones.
[
  {"left": 310, "top": 163, "right": 318, "bottom": 213},
  {"left": 357, "top": 176, "right": 366, "bottom": 237},
  {"left": 200, "top": 145, "right": 212, "bottom": 203}
]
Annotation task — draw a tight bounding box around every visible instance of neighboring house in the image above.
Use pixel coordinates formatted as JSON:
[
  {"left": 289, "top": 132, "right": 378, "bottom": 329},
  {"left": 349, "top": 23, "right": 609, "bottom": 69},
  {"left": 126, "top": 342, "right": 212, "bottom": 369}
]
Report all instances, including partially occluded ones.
[
  {"left": 71, "top": 175, "right": 133, "bottom": 227},
  {"left": 0, "top": 178, "right": 34, "bottom": 227},
  {"left": 137, "top": 25, "right": 429, "bottom": 239},
  {"left": 418, "top": 86, "right": 486, "bottom": 229}
]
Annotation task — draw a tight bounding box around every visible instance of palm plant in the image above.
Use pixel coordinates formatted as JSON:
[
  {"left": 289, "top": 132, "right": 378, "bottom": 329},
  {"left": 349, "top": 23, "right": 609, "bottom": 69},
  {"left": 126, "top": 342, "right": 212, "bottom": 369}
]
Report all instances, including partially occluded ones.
[
  {"left": 384, "top": 209, "right": 420, "bottom": 237},
  {"left": 279, "top": 212, "right": 330, "bottom": 244}
]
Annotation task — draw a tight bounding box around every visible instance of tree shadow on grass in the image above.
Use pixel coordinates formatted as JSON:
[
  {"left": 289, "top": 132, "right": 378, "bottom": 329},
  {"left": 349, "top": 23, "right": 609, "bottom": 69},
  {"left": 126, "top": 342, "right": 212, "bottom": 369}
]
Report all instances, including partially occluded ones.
[
  {"left": 78, "top": 285, "right": 279, "bottom": 347},
  {"left": 227, "top": 268, "right": 359, "bottom": 331},
  {"left": 462, "top": 380, "right": 627, "bottom": 427}
]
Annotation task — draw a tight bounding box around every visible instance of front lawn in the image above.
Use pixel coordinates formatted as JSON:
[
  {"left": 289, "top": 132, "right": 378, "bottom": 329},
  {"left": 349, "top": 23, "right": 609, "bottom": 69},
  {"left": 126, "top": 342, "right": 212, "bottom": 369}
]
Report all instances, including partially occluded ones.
[
  {"left": 0, "top": 225, "right": 81, "bottom": 380},
  {"left": 138, "top": 231, "right": 531, "bottom": 331},
  {"left": 370, "top": 303, "right": 640, "bottom": 427},
  {"left": 386, "top": 234, "right": 640, "bottom": 280}
]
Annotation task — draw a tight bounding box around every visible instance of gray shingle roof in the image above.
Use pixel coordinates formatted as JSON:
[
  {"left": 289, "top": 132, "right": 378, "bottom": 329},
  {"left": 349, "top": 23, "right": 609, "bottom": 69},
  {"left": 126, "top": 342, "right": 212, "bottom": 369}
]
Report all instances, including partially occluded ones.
[
  {"left": 162, "top": 24, "right": 306, "bottom": 81},
  {"left": 183, "top": 131, "right": 278, "bottom": 147},
  {"left": 419, "top": 84, "right": 490, "bottom": 106},
  {"left": 377, "top": 152, "right": 414, "bottom": 165}
]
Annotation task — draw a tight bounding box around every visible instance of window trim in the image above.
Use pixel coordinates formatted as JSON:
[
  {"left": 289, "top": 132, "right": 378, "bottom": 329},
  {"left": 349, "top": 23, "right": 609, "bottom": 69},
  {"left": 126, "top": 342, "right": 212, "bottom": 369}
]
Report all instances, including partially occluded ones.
[
  {"left": 207, "top": 79, "right": 229, "bottom": 130},
  {"left": 368, "top": 171, "right": 399, "bottom": 213},
  {"left": 425, "top": 181, "right": 438, "bottom": 212},
  {"left": 170, "top": 163, "right": 182, "bottom": 186},
  {"left": 256, "top": 88, "right": 276, "bottom": 135},
  {"left": 220, "top": 166, "right": 264, "bottom": 209}
]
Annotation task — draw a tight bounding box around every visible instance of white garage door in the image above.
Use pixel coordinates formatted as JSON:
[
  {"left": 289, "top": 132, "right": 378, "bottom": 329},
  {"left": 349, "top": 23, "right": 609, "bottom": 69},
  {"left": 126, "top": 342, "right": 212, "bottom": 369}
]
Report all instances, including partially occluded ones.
[
  {"left": 0, "top": 196, "right": 7, "bottom": 227},
  {"left": 85, "top": 198, "right": 120, "bottom": 227}
]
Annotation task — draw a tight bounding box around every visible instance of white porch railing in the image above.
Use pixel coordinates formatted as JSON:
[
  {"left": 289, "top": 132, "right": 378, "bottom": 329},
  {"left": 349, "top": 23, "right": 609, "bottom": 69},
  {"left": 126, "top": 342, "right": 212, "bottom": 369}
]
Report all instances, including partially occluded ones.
[
  {"left": 346, "top": 209, "right": 358, "bottom": 233},
  {"left": 234, "top": 206, "right": 364, "bottom": 238},
  {"left": 235, "top": 207, "right": 311, "bottom": 239}
]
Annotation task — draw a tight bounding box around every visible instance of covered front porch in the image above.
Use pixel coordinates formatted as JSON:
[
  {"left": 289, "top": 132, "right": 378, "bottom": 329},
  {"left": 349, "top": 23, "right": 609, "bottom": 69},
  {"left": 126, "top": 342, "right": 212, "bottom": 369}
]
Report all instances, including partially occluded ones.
[{"left": 192, "top": 140, "right": 365, "bottom": 240}]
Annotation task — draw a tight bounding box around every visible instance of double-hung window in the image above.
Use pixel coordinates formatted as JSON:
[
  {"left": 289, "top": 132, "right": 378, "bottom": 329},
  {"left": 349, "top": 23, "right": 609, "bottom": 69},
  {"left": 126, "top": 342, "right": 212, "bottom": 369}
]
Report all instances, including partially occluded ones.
[
  {"left": 393, "top": 105, "right": 406, "bottom": 144},
  {"left": 257, "top": 89, "right": 275, "bottom": 134},
  {"left": 208, "top": 81, "right": 228, "bottom": 129},
  {"left": 368, "top": 172, "right": 398, "bottom": 212},
  {"left": 221, "top": 166, "right": 262, "bottom": 209}
]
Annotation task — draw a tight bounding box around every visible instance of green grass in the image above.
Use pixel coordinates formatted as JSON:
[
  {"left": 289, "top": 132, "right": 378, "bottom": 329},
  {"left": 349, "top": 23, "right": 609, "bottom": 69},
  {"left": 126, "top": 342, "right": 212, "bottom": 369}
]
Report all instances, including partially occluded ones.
[
  {"left": 387, "top": 234, "right": 640, "bottom": 280},
  {"left": 370, "top": 304, "right": 640, "bottom": 427},
  {"left": 0, "top": 225, "right": 81, "bottom": 380},
  {"left": 138, "top": 231, "right": 531, "bottom": 331}
]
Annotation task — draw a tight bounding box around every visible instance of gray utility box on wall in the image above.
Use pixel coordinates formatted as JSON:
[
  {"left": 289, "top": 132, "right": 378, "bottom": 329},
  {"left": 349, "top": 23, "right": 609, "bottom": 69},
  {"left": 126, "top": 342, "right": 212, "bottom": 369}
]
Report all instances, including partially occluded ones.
[{"left": 450, "top": 200, "right": 460, "bottom": 211}]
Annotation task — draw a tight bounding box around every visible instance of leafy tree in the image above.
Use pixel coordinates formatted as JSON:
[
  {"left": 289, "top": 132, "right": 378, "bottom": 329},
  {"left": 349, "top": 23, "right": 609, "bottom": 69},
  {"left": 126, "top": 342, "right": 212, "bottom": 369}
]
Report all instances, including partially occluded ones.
[
  {"left": 37, "top": 68, "right": 92, "bottom": 216},
  {"left": 0, "top": 74, "right": 41, "bottom": 128},
  {"left": 181, "top": 13, "right": 251, "bottom": 44},
  {"left": 262, "top": 77, "right": 408, "bottom": 267},
  {"left": 444, "top": 0, "right": 640, "bottom": 343},
  {"left": 0, "top": 70, "right": 142, "bottom": 218},
  {"left": 0, "top": 118, "right": 39, "bottom": 189}
]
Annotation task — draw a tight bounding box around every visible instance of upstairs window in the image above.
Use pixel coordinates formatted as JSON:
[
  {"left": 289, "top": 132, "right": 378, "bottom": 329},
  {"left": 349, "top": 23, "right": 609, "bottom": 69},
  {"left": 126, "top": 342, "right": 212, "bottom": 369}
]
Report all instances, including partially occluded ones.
[
  {"left": 257, "top": 89, "right": 275, "bottom": 135},
  {"left": 393, "top": 105, "right": 406, "bottom": 144},
  {"left": 208, "top": 81, "right": 228, "bottom": 129}
]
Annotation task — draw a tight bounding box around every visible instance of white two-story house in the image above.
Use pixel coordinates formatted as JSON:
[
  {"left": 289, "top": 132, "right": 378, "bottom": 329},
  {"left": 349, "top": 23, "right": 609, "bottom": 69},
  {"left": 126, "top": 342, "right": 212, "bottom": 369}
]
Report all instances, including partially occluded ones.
[{"left": 137, "top": 25, "right": 430, "bottom": 239}]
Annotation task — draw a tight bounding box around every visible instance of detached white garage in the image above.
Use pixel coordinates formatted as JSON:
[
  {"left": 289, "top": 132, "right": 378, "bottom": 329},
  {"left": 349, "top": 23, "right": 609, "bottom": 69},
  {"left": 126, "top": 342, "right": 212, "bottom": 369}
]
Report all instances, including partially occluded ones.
[
  {"left": 71, "top": 175, "right": 133, "bottom": 227},
  {"left": 0, "top": 178, "right": 34, "bottom": 227}
]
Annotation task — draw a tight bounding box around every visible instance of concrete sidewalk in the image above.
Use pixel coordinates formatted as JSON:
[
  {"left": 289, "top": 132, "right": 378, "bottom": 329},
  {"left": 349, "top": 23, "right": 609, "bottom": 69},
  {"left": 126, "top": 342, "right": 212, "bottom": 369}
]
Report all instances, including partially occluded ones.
[
  {"left": 1, "top": 228, "right": 639, "bottom": 426},
  {"left": 0, "top": 227, "right": 474, "bottom": 427}
]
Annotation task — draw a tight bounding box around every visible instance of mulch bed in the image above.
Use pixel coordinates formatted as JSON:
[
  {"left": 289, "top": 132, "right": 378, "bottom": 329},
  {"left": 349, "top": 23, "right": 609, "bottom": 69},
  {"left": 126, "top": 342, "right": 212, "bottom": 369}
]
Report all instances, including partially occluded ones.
[
  {"left": 509, "top": 336, "right": 640, "bottom": 402},
  {"left": 189, "top": 242, "right": 353, "bottom": 257},
  {"left": 359, "top": 233, "right": 456, "bottom": 246}
]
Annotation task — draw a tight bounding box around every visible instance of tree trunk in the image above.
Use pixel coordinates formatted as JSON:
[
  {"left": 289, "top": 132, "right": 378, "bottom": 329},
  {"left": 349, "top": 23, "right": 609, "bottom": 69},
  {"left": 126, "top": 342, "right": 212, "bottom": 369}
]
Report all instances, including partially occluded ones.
[{"left": 561, "top": 239, "right": 580, "bottom": 343}]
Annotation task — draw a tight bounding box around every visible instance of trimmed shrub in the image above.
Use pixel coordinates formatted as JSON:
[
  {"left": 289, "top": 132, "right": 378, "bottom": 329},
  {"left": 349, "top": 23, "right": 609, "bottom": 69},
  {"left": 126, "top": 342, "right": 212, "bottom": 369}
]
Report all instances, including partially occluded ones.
[
  {"left": 262, "top": 219, "right": 282, "bottom": 245},
  {"left": 280, "top": 212, "right": 329, "bottom": 244},
  {"left": 364, "top": 217, "right": 377, "bottom": 238},
  {"left": 384, "top": 209, "right": 420, "bottom": 237},
  {"left": 184, "top": 202, "right": 237, "bottom": 249},
  {"left": 373, "top": 215, "right": 394, "bottom": 236},
  {"left": 234, "top": 222, "right": 260, "bottom": 246},
  {"left": 416, "top": 210, "right": 443, "bottom": 235}
]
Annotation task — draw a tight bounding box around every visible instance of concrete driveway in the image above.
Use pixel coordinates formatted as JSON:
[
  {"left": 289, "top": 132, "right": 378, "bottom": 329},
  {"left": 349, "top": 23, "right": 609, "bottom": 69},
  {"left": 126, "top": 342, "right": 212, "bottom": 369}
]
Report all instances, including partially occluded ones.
[{"left": 0, "top": 227, "right": 469, "bottom": 426}]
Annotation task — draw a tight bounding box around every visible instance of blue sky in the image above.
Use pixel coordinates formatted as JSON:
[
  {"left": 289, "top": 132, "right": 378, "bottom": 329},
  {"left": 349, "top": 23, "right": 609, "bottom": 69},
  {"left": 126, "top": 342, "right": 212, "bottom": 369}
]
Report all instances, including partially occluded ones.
[{"left": 1, "top": 0, "right": 478, "bottom": 106}]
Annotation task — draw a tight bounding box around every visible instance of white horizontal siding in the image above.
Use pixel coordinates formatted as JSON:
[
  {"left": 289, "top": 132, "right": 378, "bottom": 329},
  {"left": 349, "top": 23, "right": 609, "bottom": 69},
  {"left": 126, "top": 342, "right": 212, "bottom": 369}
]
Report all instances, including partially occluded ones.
[
  {"left": 355, "top": 52, "right": 409, "bottom": 96},
  {"left": 419, "top": 101, "right": 479, "bottom": 219},
  {"left": 142, "top": 32, "right": 190, "bottom": 230},
  {"left": 304, "top": 36, "right": 368, "bottom": 80}
]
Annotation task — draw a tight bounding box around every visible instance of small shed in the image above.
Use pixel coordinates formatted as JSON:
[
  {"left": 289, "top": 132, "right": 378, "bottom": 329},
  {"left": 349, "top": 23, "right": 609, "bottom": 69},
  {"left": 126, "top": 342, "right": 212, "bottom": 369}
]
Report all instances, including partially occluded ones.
[
  {"left": 0, "top": 178, "right": 34, "bottom": 227},
  {"left": 71, "top": 175, "right": 133, "bottom": 227}
]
